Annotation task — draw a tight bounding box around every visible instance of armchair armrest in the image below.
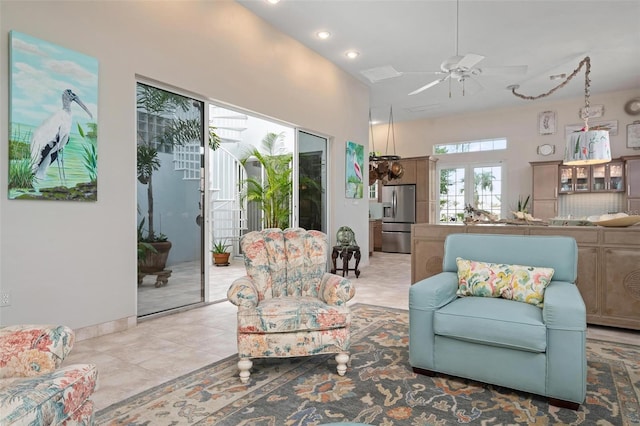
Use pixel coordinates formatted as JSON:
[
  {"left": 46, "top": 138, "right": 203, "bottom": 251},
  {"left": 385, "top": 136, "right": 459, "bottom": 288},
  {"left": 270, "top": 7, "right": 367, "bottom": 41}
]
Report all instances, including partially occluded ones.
[
  {"left": 319, "top": 273, "right": 355, "bottom": 306},
  {"left": 409, "top": 272, "right": 458, "bottom": 370},
  {"left": 227, "top": 276, "right": 260, "bottom": 308},
  {"left": 542, "top": 281, "right": 586, "bottom": 330},
  {"left": 0, "top": 325, "right": 74, "bottom": 378},
  {"left": 409, "top": 272, "right": 459, "bottom": 310}
]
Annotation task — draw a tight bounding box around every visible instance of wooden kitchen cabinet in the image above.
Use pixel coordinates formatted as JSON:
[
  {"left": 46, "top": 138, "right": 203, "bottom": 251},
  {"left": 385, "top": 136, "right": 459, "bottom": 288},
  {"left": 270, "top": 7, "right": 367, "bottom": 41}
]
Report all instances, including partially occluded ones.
[
  {"left": 623, "top": 156, "right": 640, "bottom": 213},
  {"left": 373, "top": 220, "right": 382, "bottom": 251},
  {"left": 590, "top": 160, "right": 625, "bottom": 192},
  {"left": 559, "top": 164, "right": 590, "bottom": 193},
  {"left": 383, "top": 159, "right": 416, "bottom": 185},
  {"left": 530, "top": 161, "right": 560, "bottom": 219}
]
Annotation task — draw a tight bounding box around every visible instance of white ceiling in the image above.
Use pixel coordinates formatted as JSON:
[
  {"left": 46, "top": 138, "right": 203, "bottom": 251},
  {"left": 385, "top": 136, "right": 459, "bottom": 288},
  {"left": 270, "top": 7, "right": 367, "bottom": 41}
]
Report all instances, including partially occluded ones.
[{"left": 237, "top": 0, "right": 640, "bottom": 124}]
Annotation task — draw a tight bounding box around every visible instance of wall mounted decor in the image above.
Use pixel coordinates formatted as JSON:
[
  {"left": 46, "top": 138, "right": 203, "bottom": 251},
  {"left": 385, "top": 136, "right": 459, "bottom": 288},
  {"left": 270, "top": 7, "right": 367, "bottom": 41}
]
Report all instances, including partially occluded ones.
[
  {"left": 579, "top": 104, "right": 604, "bottom": 119},
  {"left": 538, "top": 111, "right": 556, "bottom": 135},
  {"left": 8, "top": 31, "right": 99, "bottom": 201},
  {"left": 565, "top": 120, "right": 618, "bottom": 138},
  {"left": 628, "top": 121, "right": 640, "bottom": 149},
  {"left": 537, "top": 144, "right": 555, "bottom": 156},
  {"left": 345, "top": 140, "right": 364, "bottom": 198},
  {"left": 624, "top": 98, "right": 640, "bottom": 116}
]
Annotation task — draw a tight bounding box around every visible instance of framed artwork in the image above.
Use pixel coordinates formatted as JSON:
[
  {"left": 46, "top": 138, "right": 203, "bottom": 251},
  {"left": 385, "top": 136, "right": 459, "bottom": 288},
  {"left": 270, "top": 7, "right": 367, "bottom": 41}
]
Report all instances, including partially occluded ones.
[
  {"left": 8, "top": 31, "right": 99, "bottom": 201},
  {"left": 628, "top": 122, "right": 640, "bottom": 148},
  {"left": 538, "top": 111, "right": 556, "bottom": 135},
  {"left": 565, "top": 120, "right": 618, "bottom": 138},
  {"left": 579, "top": 104, "right": 604, "bottom": 119},
  {"left": 345, "top": 141, "right": 364, "bottom": 198}
]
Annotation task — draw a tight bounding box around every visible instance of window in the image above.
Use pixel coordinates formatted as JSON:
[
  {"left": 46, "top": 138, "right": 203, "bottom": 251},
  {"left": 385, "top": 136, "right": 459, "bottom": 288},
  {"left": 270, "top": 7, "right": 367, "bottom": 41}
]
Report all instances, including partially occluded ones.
[
  {"left": 439, "top": 164, "right": 503, "bottom": 222},
  {"left": 434, "top": 138, "right": 507, "bottom": 154},
  {"left": 369, "top": 181, "right": 378, "bottom": 200}
]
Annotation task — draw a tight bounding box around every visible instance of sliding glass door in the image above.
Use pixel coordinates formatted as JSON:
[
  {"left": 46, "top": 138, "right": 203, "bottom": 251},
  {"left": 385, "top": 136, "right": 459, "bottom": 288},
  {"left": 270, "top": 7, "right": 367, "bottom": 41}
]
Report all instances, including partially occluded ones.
[
  {"left": 136, "top": 82, "right": 204, "bottom": 316},
  {"left": 297, "top": 130, "right": 327, "bottom": 233}
]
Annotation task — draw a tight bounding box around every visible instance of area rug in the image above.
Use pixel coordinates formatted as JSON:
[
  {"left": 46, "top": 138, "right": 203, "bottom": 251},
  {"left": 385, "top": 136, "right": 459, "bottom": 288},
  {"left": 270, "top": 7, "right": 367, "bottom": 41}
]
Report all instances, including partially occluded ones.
[{"left": 96, "top": 304, "right": 640, "bottom": 425}]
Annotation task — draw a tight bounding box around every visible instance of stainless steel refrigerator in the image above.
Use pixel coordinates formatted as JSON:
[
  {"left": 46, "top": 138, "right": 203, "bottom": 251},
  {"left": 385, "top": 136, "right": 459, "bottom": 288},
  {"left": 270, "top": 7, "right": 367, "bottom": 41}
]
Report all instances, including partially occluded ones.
[{"left": 381, "top": 184, "right": 416, "bottom": 253}]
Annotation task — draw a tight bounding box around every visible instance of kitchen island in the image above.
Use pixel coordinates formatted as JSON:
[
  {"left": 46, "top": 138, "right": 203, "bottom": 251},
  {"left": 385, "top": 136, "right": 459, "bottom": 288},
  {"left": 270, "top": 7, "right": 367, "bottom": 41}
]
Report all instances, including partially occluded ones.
[{"left": 411, "top": 223, "right": 640, "bottom": 330}]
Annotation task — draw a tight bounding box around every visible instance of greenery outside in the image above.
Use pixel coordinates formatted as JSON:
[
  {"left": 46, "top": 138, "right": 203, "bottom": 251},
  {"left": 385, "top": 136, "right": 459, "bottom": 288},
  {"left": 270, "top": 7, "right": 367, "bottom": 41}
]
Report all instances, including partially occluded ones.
[{"left": 240, "top": 132, "right": 292, "bottom": 229}]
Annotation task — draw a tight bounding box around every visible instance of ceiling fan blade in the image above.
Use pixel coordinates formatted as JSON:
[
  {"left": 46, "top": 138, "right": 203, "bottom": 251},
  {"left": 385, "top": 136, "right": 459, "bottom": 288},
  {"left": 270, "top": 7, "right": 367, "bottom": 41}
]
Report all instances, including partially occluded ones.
[
  {"left": 408, "top": 76, "right": 450, "bottom": 96},
  {"left": 479, "top": 65, "right": 528, "bottom": 76},
  {"left": 456, "top": 53, "right": 485, "bottom": 70}
]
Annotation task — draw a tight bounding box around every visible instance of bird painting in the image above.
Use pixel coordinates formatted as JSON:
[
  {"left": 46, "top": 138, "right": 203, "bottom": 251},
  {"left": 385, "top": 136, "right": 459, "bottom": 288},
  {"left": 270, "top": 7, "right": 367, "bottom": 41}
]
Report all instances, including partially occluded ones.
[{"left": 30, "top": 89, "right": 93, "bottom": 183}]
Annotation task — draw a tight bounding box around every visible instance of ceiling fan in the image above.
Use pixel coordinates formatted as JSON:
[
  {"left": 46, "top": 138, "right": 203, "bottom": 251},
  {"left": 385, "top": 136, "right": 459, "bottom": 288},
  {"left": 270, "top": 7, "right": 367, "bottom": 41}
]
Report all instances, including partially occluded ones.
[{"left": 408, "top": 1, "right": 527, "bottom": 97}]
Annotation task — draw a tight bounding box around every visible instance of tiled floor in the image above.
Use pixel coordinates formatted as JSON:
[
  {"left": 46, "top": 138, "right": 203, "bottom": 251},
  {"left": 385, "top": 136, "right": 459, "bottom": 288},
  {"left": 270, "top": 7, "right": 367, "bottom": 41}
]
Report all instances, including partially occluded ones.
[{"left": 67, "top": 251, "right": 639, "bottom": 412}]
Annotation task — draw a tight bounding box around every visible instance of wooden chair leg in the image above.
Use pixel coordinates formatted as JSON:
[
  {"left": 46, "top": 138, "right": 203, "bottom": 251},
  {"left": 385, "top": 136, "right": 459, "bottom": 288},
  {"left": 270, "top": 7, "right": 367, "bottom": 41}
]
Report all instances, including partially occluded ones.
[{"left": 335, "top": 352, "right": 349, "bottom": 376}]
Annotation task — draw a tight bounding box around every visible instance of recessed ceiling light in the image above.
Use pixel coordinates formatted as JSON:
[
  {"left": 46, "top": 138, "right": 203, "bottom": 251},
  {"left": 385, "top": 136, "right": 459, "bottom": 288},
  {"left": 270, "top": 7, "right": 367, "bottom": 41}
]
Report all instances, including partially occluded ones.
[
  {"left": 316, "top": 31, "right": 331, "bottom": 40},
  {"left": 266, "top": 0, "right": 280, "bottom": 4},
  {"left": 345, "top": 50, "right": 360, "bottom": 59}
]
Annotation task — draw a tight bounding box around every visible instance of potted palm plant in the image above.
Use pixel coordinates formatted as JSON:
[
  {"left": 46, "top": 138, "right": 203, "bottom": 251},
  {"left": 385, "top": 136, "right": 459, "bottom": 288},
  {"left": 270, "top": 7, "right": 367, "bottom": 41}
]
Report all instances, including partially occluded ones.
[{"left": 211, "top": 239, "right": 231, "bottom": 266}]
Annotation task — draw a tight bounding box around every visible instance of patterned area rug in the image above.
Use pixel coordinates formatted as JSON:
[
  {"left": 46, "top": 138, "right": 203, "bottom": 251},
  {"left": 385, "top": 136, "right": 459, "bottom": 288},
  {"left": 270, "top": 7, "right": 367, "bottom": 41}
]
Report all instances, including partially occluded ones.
[{"left": 96, "top": 304, "right": 640, "bottom": 425}]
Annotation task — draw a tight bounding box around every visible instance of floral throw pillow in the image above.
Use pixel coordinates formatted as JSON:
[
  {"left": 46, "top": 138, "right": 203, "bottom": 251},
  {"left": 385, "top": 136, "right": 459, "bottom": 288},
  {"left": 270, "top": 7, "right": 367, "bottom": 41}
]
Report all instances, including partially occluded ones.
[{"left": 456, "top": 257, "right": 555, "bottom": 307}]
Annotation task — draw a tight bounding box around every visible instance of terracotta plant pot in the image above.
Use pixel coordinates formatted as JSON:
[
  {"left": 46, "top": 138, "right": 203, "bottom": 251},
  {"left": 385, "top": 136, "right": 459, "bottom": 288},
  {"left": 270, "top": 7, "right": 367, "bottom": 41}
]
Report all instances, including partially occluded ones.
[
  {"left": 138, "top": 241, "right": 172, "bottom": 273},
  {"left": 213, "top": 252, "right": 230, "bottom": 266}
]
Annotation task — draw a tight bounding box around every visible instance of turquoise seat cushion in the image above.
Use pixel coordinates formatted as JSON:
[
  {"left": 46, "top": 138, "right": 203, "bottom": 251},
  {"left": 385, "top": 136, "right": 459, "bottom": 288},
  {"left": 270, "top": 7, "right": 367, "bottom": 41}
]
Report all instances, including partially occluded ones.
[
  {"left": 238, "top": 296, "right": 351, "bottom": 333},
  {"left": 433, "top": 296, "right": 546, "bottom": 353}
]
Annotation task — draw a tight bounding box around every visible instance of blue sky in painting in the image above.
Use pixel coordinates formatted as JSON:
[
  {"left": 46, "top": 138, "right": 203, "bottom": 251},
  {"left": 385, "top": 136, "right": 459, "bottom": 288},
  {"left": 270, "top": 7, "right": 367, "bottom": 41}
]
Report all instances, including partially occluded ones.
[{"left": 10, "top": 31, "right": 98, "bottom": 129}]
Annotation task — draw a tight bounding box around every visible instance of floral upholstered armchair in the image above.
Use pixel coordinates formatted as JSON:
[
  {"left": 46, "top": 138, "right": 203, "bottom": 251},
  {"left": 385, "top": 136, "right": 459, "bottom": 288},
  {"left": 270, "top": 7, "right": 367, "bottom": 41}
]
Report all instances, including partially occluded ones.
[
  {"left": 0, "top": 325, "right": 98, "bottom": 425},
  {"left": 227, "top": 228, "right": 356, "bottom": 383}
]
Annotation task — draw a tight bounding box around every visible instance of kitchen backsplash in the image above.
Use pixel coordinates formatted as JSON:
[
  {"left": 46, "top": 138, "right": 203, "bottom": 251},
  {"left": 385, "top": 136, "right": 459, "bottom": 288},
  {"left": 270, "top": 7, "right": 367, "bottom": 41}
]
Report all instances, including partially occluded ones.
[{"left": 557, "top": 193, "right": 625, "bottom": 218}]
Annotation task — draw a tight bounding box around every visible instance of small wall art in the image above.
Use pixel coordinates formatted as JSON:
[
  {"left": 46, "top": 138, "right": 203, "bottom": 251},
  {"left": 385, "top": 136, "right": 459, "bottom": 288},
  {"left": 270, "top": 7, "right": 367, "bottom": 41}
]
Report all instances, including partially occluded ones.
[
  {"left": 538, "top": 111, "right": 556, "bottom": 135},
  {"left": 345, "top": 141, "right": 364, "bottom": 199},
  {"left": 565, "top": 120, "right": 618, "bottom": 138},
  {"left": 628, "top": 121, "right": 640, "bottom": 149},
  {"left": 8, "top": 31, "right": 99, "bottom": 201}
]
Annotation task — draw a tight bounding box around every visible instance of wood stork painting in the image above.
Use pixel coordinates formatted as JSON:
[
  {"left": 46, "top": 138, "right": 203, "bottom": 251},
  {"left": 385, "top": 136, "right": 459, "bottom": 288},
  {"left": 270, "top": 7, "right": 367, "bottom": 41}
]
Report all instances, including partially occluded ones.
[{"left": 8, "top": 31, "right": 98, "bottom": 201}]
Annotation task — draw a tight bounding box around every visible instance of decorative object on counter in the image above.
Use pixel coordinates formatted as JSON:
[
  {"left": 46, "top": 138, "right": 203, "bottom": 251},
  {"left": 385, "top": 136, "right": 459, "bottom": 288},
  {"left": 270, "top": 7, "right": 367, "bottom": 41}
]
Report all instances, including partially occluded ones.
[
  {"left": 627, "top": 121, "right": 640, "bottom": 149},
  {"left": 537, "top": 143, "right": 555, "bottom": 156},
  {"left": 516, "top": 195, "right": 530, "bottom": 213},
  {"left": 463, "top": 204, "right": 498, "bottom": 223},
  {"left": 592, "top": 214, "right": 640, "bottom": 227},
  {"left": 624, "top": 97, "right": 640, "bottom": 116},
  {"left": 368, "top": 107, "right": 403, "bottom": 185},
  {"left": 336, "top": 225, "right": 358, "bottom": 247},
  {"left": 538, "top": 111, "right": 556, "bottom": 135},
  {"left": 509, "top": 56, "right": 611, "bottom": 166}
]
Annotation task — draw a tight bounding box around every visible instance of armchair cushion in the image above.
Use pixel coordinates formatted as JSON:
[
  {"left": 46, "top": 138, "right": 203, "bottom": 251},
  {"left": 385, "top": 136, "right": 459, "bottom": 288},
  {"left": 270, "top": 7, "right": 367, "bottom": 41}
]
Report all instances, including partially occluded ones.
[
  {"left": 456, "top": 257, "right": 554, "bottom": 307},
  {"left": 237, "top": 296, "right": 351, "bottom": 333},
  {"left": 434, "top": 297, "right": 547, "bottom": 353}
]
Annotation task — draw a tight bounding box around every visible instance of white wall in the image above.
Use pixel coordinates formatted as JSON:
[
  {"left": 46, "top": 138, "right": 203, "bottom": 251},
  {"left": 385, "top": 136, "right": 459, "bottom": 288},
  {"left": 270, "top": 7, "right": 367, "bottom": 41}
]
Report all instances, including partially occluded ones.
[
  {"left": 0, "top": 1, "right": 369, "bottom": 329},
  {"left": 372, "top": 88, "right": 640, "bottom": 215}
]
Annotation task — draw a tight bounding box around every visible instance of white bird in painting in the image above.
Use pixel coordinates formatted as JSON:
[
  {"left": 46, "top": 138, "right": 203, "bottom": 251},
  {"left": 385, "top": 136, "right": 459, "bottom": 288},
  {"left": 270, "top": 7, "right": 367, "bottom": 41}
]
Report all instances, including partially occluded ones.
[{"left": 30, "top": 89, "right": 93, "bottom": 183}]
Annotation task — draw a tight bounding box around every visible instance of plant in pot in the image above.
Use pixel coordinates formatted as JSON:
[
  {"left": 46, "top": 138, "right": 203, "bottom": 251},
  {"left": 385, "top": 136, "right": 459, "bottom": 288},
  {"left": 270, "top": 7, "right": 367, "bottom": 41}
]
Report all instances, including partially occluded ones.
[
  {"left": 240, "top": 132, "right": 292, "bottom": 229},
  {"left": 136, "top": 83, "right": 221, "bottom": 273},
  {"left": 211, "top": 239, "right": 231, "bottom": 266}
]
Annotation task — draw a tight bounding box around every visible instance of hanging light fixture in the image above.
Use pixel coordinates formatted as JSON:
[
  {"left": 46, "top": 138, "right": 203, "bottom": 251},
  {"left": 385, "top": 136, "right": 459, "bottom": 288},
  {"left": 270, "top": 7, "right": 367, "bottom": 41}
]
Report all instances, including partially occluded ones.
[
  {"left": 369, "top": 106, "right": 403, "bottom": 184},
  {"left": 509, "top": 56, "right": 611, "bottom": 166}
]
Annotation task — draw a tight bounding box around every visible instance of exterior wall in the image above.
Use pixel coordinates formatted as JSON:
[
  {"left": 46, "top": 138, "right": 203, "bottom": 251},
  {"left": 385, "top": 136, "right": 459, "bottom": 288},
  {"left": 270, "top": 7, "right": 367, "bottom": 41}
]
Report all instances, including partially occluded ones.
[{"left": 0, "top": 1, "right": 369, "bottom": 328}]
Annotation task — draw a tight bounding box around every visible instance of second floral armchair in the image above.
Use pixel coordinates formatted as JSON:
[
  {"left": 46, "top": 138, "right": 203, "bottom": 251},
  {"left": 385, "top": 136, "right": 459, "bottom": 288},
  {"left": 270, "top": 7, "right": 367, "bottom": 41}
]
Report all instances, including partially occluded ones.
[{"left": 227, "top": 227, "right": 356, "bottom": 383}]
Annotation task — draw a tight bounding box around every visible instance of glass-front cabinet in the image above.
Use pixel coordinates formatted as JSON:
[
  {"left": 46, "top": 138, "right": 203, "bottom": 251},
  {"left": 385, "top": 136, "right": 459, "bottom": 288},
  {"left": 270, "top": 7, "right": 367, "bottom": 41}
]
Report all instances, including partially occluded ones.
[
  {"left": 591, "top": 160, "right": 625, "bottom": 192},
  {"left": 559, "top": 165, "right": 590, "bottom": 193}
]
